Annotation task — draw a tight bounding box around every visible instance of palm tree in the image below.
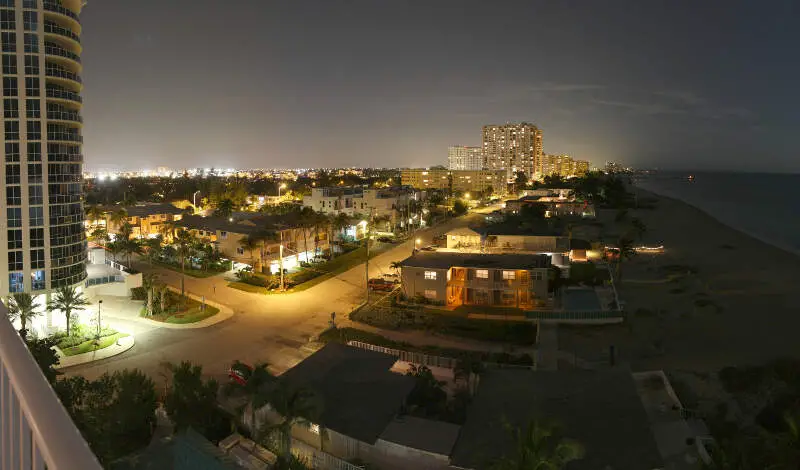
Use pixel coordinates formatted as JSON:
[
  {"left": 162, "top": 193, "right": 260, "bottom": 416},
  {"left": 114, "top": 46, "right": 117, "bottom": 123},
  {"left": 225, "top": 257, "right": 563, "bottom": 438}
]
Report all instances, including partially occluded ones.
[
  {"left": 144, "top": 235, "right": 163, "bottom": 265},
  {"left": 174, "top": 229, "right": 195, "bottom": 297},
  {"left": 491, "top": 420, "right": 584, "bottom": 470},
  {"left": 263, "top": 382, "right": 319, "bottom": 462},
  {"left": 225, "top": 362, "right": 276, "bottom": 442},
  {"left": 7, "top": 293, "right": 42, "bottom": 338},
  {"left": 390, "top": 261, "right": 402, "bottom": 274},
  {"left": 117, "top": 221, "right": 134, "bottom": 243},
  {"left": 297, "top": 208, "right": 315, "bottom": 263},
  {"left": 108, "top": 207, "right": 128, "bottom": 232},
  {"left": 215, "top": 198, "right": 235, "bottom": 218},
  {"left": 616, "top": 237, "right": 636, "bottom": 281},
  {"left": 85, "top": 204, "right": 105, "bottom": 229},
  {"left": 240, "top": 235, "right": 261, "bottom": 270},
  {"left": 90, "top": 227, "right": 109, "bottom": 247},
  {"left": 123, "top": 238, "right": 142, "bottom": 268},
  {"left": 142, "top": 273, "right": 159, "bottom": 316},
  {"left": 108, "top": 240, "right": 125, "bottom": 262},
  {"left": 158, "top": 220, "right": 176, "bottom": 243},
  {"left": 47, "top": 286, "right": 89, "bottom": 336},
  {"left": 330, "top": 213, "right": 350, "bottom": 257}
]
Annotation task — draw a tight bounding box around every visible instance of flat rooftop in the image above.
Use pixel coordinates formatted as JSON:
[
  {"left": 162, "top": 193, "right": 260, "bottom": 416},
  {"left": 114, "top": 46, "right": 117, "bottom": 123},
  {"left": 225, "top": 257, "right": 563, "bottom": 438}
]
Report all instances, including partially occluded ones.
[
  {"left": 450, "top": 369, "right": 663, "bottom": 470},
  {"left": 400, "top": 251, "right": 551, "bottom": 270}
]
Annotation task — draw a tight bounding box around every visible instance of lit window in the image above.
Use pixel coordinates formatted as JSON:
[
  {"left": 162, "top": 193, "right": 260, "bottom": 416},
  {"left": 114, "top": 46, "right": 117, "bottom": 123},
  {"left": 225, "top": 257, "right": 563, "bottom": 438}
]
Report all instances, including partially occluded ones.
[
  {"left": 424, "top": 271, "right": 437, "bottom": 280},
  {"left": 476, "top": 269, "right": 489, "bottom": 279},
  {"left": 424, "top": 289, "right": 437, "bottom": 299},
  {"left": 502, "top": 270, "right": 516, "bottom": 280}
]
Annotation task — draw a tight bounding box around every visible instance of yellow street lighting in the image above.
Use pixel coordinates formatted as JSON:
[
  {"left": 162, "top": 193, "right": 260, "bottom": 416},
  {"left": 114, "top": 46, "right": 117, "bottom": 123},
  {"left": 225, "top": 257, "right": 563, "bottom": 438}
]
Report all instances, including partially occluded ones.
[{"left": 464, "top": 193, "right": 471, "bottom": 199}]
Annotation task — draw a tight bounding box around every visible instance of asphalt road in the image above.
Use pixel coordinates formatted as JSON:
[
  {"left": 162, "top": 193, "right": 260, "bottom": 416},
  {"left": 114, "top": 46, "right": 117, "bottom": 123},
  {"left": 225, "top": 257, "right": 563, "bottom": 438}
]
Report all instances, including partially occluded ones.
[{"left": 64, "top": 210, "right": 491, "bottom": 384}]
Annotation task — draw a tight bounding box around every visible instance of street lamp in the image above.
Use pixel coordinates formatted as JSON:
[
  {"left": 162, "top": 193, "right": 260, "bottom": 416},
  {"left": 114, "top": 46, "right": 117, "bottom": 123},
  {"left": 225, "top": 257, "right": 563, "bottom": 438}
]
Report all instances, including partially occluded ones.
[
  {"left": 278, "top": 183, "right": 287, "bottom": 198},
  {"left": 414, "top": 238, "right": 421, "bottom": 254},
  {"left": 192, "top": 190, "right": 201, "bottom": 208},
  {"left": 96, "top": 300, "right": 103, "bottom": 337}
]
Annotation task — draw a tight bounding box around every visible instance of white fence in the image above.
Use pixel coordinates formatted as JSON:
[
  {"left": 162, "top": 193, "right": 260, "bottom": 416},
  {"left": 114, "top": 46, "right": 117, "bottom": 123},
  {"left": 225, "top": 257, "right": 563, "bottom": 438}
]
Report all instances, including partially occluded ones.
[
  {"left": 0, "top": 305, "right": 102, "bottom": 470},
  {"left": 292, "top": 439, "right": 365, "bottom": 470},
  {"left": 346, "top": 341, "right": 459, "bottom": 369}
]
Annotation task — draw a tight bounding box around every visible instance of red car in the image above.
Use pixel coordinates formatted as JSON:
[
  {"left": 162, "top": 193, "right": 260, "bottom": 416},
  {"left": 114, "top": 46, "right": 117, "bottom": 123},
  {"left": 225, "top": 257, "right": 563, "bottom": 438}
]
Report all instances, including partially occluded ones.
[
  {"left": 368, "top": 278, "right": 396, "bottom": 292},
  {"left": 228, "top": 361, "right": 253, "bottom": 386}
]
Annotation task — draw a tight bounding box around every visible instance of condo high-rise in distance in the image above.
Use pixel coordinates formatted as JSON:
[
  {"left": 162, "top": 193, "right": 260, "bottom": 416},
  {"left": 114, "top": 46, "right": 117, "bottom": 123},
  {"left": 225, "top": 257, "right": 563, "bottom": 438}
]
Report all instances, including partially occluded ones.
[
  {"left": 447, "top": 145, "right": 484, "bottom": 171},
  {"left": 482, "top": 123, "right": 542, "bottom": 180},
  {"left": 535, "top": 154, "right": 591, "bottom": 180},
  {"left": 1, "top": 0, "right": 86, "bottom": 295}
]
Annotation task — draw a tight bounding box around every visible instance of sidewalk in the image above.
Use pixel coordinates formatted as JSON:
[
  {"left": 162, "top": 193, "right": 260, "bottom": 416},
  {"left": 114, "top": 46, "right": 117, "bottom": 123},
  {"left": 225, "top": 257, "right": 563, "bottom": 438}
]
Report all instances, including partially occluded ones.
[
  {"left": 95, "top": 288, "right": 235, "bottom": 330},
  {"left": 57, "top": 335, "right": 135, "bottom": 369}
]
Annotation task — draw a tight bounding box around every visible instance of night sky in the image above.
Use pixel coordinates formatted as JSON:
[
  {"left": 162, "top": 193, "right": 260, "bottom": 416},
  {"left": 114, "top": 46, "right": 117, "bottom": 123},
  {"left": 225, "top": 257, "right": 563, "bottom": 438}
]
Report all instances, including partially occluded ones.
[{"left": 80, "top": 1, "right": 798, "bottom": 172}]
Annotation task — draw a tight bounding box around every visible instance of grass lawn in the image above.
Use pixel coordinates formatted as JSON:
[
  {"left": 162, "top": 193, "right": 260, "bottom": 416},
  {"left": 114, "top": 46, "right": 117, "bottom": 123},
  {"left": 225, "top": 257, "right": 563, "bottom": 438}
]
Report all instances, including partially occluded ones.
[
  {"left": 144, "top": 295, "right": 221, "bottom": 324},
  {"left": 228, "top": 243, "right": 393, "bottom": 294},
  {"left": 60, "top": 332, "right": 129, "bottom": 357},
  {"left": 152, "top": 260, "right": 225, "bottom": 278}
]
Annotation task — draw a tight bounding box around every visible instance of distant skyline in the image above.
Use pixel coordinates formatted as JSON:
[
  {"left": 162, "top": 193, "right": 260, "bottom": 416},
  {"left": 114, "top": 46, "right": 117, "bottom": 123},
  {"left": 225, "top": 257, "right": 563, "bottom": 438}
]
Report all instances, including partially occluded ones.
[{"left": 81, "top": 1, "right": 798, "bottom": 172}]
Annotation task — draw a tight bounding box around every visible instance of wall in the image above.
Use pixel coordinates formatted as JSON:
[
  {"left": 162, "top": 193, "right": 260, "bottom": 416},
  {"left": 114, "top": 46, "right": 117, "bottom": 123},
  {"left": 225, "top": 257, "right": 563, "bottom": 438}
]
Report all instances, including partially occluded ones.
[
  {"left": 401, "top": 266, "right": 447, "bottom": 302},
  {"left": 492, "top": 235, "right": 567, "bottom": 252}
]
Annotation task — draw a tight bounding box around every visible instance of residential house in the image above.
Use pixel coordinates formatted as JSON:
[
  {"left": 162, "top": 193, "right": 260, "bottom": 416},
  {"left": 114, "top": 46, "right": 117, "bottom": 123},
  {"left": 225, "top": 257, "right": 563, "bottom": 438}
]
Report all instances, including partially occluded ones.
[
  {"left": 253, "top": 343, "right": 461, "bottom": 470},
  {"left": 302, "top": 186, "right": 423, "bottom": 231},
  {"left": 505, "top": 195, "right": 595, "bottom": 218},
  {"left": 444, "top": 227, "right": 481, "bottom": 250},
  {"left": 400, "top": 252, "right": 550, "bottom": 309},
  {"left": 104, "top": 203, "right": 186, "bottom": 240}
]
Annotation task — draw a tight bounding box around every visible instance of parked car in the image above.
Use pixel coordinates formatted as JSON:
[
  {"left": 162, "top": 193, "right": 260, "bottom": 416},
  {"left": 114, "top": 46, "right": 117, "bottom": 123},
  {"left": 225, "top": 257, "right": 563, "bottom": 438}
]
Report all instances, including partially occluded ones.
[
  {"left": 368, "top": 278, "right": 396, "bottom": 292},
  {"left": 228, "top": 361, "right": 253, "bottom": 386},
  {"left": 420, "top": 245, "right": 437, "bottom": 251},
  {"left": 376, "top": 236, "right": 395, "bottom": 243},
  {"left": 382, "top": 273, "right": 400, "bottom": 282}
]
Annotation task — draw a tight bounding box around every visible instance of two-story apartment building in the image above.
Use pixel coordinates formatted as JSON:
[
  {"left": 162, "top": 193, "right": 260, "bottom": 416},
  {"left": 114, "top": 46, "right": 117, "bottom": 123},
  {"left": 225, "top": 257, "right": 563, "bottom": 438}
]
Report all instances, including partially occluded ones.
[
  {"left": 303, "top": 186, "right": 423, "bottom": 231},
  {"left": 400, "top": 252, "right": 550, "bottom": 309},
  {"left": 175, "top": 214, "right": 330, "bottom": 273},
  {"left": 105, "top": 203, "right": 186, "bottom": 240}
]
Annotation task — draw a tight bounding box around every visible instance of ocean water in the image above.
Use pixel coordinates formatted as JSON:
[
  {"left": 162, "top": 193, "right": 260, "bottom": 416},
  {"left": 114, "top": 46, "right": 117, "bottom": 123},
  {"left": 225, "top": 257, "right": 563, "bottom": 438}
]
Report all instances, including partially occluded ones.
[{"left": 634, "top": 172, "right": 800, "bottom": 256}]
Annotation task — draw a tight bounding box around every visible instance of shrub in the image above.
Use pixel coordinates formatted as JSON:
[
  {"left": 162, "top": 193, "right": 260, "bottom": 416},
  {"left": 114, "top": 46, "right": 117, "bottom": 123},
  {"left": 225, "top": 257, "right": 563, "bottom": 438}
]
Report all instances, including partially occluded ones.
[{"left": 130, "top": 286, "right": 146, "bottom": 300}]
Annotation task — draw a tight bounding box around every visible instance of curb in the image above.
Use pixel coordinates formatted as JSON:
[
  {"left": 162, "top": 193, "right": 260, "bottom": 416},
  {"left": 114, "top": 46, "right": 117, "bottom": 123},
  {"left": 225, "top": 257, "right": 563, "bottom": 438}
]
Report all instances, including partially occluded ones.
[
  {"left": 135, "top": 286, "right": 235, "bottom": 329},
  {"left": 56, "top": 334, "right": 135, "bottom": 369}
]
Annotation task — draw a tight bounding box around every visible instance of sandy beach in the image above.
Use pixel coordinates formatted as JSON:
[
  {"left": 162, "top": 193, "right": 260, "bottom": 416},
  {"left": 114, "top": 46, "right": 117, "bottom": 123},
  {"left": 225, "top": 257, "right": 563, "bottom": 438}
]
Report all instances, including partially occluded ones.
[{"left": 559, "top": 189, "right": 800, "bottom": 373}]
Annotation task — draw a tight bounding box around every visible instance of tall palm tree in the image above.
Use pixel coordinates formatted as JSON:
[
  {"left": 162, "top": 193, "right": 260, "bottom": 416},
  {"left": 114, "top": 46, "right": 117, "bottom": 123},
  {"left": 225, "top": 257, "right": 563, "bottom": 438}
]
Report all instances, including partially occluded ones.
[
  {"left": 108, "top": 208, "right": 128, "bottom": 232},
  {"left": 90, "top": 227, "right": 109, "bottom": 247},
  {"left": 263, "top": 382, "right": 319, "bottom": 462},
  {"left": 616, "top": 237, "right": 636, "bottom": 281},
  {"left": 85, "top": 204, "right": 105, "bottom": 229},
  {"left": 225, "top": 362, "right": 276, "bottom": 442},
  {"left": 215, "top": 198, "right": 235, "bottom": 218},
  {"left": 297, "top": 208, "right": 316, "bottom": 263},
  {"left": 142, "top": 272, "right": 159, "bottom": 316},
  {"left": 47, "top": 286, "right": 89, "bottom": 336},
  {"left": 7, "top": 293, "right": 42, "bottom": 338},
  {"left": 158, "top": 220, "right": 176, "bottom": 243},
  {"left": 174, "top": 229, "right": 195, "bottom": 297},
  {"left": 108, "top": 240, "right": 125, "bottom": 262},
  {"left": 390, "top": 261, "right": 402, "bottom": 274},
  {"left": 117, "top": 221, "right": 134, "bottom": 243},
  {"left": 240, "top": 235, "right": 261, "bottom": 270},
  {"left": 491, "top": 420, "right": 584, "bottom": 470},
  {"left": 144, "top": 235, "right": 163, "bottom": 265},
  {"left": 123, "top": 238, "right": 142, "bottom": 268}
]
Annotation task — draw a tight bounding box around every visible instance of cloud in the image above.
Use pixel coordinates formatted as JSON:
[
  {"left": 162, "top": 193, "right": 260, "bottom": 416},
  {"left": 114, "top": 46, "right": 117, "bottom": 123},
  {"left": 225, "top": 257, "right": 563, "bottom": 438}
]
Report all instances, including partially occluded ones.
[
  {"left": 653, "top": 90, "right": 706, "bottom": 106},
  {"left": 592, "top": 99, "right": 684, "bottom": 115},
  {"left": 525, "top": 83, "right": 605, "bottom": 92}
]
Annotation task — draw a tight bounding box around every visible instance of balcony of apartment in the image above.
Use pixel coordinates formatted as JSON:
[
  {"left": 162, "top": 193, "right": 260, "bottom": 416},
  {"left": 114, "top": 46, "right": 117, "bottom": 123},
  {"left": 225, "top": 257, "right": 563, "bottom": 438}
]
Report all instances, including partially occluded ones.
[
  {"left": 44, "top": 42, "right": 82, "bottom": 69},
  {"left": 43, "top": 0, "right": 82, "bottom": 31},
  {"left": 45, "top": 86, "right": 83, "bottom": 106},
  {"left": 43, "top": 21, "right": 82, "bottom": 53},
  {"left": 0, "top": 306, "right": 102, "bottom": 469},
  {"left": 45, "top": 65, "right": 83, "bottom": 90},
  {"left": 47, "top": 108, "right": 83, "bottom": 125},
  {"left": 46, "top": 130, "right": 83, "bottom": 143}
]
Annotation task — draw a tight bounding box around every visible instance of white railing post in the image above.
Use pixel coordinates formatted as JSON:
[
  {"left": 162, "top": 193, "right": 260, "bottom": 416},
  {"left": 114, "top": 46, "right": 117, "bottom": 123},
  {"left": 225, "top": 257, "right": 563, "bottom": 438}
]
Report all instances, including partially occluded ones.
[{"left": 0, "top": 304, "right": 102, "bottom": 470}]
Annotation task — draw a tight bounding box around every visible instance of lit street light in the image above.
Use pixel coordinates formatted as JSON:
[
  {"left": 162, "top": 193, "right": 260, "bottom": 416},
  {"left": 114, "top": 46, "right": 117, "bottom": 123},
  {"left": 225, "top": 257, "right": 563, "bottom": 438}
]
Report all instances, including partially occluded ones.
[
  {"left": 278, "top": 182, "right": 287, "bottom": 198},
  {"left": 413, "top": 238, "right": 421, "bottom": 254}
]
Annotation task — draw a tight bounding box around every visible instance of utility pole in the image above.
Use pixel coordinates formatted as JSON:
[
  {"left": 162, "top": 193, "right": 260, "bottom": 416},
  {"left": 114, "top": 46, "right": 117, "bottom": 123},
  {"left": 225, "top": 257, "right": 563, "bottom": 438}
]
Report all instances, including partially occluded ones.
[
  {"left": 279, "top": 230, "right": 285, "bottom": 291},
  {"left": 365, "top": 208, "right": 373, "bottom": 302}
]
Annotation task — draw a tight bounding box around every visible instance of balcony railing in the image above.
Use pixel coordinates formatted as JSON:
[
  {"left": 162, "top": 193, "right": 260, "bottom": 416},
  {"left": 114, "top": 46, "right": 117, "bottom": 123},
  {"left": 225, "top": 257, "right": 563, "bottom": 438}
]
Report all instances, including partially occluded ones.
[
  {"left": 0, "top": 304, "right": 102, "bottom": 469},
  {"left": 43, "top": 1, "right": 81, "bottom": 24},
  {"left": 46, "top": 68, "right": 83, "bottom": 85},
  {"left": 46, "top": 88, "right": 82, "bottom": 104},
  {"left": 44, "top": 44, "right": 81, "bottom": 64},
  {"left": 47, "top": 110, "right": 83, "bottom": 123},
  {"left": 47, "top": 132, "right": 83, "bottom": 143},
  {"left": 43, "top": 22, "right": 81, "bottom": 45}
]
